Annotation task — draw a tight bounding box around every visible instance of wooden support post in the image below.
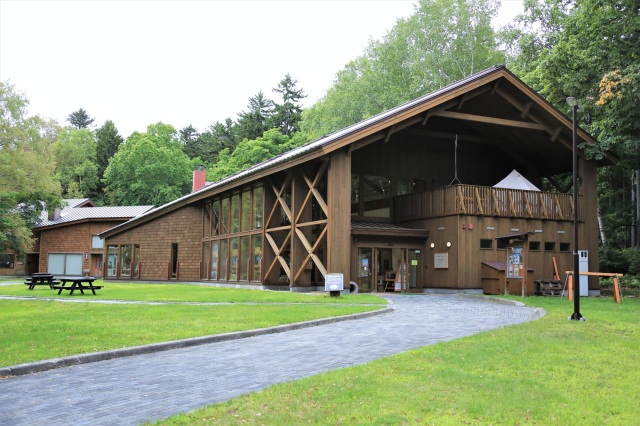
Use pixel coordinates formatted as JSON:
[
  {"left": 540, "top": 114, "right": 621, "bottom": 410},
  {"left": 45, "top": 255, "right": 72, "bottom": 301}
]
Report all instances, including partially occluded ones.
[
  {"left": 552, "top": 257, "right": 559, "bottom": 280},
  {"left": 613, "top": 275, "right": 621, "bottom": 304},
  {"left": 567, "top": 273, "right": 573, "bottom": 301}
]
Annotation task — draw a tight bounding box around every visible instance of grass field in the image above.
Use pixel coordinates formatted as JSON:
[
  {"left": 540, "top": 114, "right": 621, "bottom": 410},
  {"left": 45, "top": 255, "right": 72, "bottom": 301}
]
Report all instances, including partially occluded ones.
[
  {"left": 0, "top": 282, "right": 385, "bottom": 367},
  {"left": 153, "top": 296, "right": 640, "bottom": 425}
]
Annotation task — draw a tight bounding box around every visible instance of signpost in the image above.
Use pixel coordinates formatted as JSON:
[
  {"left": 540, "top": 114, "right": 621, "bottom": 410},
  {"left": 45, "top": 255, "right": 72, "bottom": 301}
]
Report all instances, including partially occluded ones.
[{"left": 325, "top": 273, "right": 344, "bottom": 297}]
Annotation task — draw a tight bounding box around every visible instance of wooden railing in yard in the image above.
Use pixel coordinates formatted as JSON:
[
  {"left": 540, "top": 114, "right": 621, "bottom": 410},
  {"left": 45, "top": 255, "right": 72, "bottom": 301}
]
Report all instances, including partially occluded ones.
[{"left": 393, "top": 185, "right": 583, "bottom": 222}]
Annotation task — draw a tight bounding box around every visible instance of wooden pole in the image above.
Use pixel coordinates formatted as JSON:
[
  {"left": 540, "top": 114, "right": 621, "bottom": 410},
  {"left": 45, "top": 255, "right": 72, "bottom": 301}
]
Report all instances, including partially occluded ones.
[
  {"left": 567, "top": 273, "right": 573, "bottom": 301},
  {"left": 613, "top": 275, "right": 621, "bottom": 304},
  {"left": 552, "top": 257, "right": 560, "bottom": 280}
]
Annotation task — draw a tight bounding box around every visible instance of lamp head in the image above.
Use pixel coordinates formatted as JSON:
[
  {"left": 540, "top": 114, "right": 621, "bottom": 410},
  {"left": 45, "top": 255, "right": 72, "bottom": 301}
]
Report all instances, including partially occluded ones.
[{"left": 566, "top": 97, "right": 578, "bottom": 107}]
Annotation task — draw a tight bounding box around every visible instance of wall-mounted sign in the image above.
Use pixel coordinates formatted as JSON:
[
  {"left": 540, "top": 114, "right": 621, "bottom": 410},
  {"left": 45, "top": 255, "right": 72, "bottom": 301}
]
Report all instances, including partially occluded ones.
[{"left": 434, "top": 253, "right": 448, "bottom": 269}]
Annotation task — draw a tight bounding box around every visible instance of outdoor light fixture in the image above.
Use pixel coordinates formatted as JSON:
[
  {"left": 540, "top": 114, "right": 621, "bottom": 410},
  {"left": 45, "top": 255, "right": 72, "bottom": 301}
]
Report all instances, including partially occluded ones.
[
  {"left": 446, "top": 241, "right": 452, "bottom": 248},
  {"left": 567, "top": 97, "right": 584, "bottom": 321},
  {"left": 430, "top": 242, "right": 435, "bottom": 249}
]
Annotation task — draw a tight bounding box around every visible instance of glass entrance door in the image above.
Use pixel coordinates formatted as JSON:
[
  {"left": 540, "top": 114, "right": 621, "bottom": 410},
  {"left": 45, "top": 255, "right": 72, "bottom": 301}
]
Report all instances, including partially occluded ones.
[{"left": 357, "top": 247, "right": 373, "bottom": 291}]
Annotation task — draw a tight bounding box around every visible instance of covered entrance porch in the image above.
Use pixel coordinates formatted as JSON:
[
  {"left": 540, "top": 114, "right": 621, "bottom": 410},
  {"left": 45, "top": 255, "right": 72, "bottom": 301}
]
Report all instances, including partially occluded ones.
[{"left": 351, "top": 222, "right": 428, "bottom": 293}]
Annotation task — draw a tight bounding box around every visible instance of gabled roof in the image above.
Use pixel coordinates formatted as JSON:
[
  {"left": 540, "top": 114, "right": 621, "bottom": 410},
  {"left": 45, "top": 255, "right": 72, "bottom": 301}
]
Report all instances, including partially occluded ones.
[
  {"left": 100, "top": 65, "right": 615, "bottom": 239},
  {"left": 36, "top": 201, "right": 155, "bottom": 230}
]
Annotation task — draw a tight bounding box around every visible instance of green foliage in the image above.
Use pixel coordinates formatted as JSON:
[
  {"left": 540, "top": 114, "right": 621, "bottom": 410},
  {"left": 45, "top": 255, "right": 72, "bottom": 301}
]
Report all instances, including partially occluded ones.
[
  {"left": 52, "top": 128, "right": 99, "bottom": 198},
  {"left": 103, "top": 123, "right": 194, "bottom": 205},
  {"left": 66, "top": 107, "right": 95, "bottom": 129},
  {"left": 301, "top": 0, "right": 504, "bottom": 139},
  {"left": 0, "top": 81, "right": 61, "bottom": 254},
  {"left": 207, "top": 129, "right": 311, "bottom": 182}
]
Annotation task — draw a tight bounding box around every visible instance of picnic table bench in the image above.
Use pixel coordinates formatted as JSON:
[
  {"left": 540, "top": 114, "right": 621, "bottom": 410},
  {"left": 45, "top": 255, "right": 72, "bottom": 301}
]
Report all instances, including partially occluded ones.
[{"left": 51, "top": 276, "right": 103, "bottom": 295}]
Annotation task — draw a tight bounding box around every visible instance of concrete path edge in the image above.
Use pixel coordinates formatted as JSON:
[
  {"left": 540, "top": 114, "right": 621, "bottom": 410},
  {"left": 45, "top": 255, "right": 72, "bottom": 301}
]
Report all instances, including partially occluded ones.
[{"left": 0, "top": 306, "right": 394, "bottom": 378}]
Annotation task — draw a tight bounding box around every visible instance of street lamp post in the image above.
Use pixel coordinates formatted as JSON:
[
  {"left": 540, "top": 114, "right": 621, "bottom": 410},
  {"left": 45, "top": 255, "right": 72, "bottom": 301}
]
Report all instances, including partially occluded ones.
[{"left": 567, "top": 97, "right": 584, "bottom": 321}]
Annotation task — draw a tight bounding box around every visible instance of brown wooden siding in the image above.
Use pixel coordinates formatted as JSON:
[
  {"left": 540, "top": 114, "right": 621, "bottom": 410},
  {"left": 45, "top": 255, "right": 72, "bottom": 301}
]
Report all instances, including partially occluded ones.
[{"left": 105, "top": 206, "right": 202, "bottom": 281}]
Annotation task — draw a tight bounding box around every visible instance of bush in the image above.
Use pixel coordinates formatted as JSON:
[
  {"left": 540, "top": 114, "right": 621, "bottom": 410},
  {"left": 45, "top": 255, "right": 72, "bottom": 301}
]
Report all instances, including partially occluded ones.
[{"left": 600, "top": 275, "right": 640, "bottom": 288}]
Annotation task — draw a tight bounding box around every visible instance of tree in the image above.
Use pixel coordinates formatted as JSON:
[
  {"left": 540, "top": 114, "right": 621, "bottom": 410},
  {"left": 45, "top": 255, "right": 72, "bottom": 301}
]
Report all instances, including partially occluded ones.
[
  {"left": 301, "top": 0, "right": 504, "bottom": 139},
  {"left": 103, "top": 123, "right": 194, "bottom": 205},
  {"left": 504, "top": 0, "right": 640, "bottom": 253},
  {"left": 0, "top": 81, "right": 62, "bottom": 254},
  {"left": 67, "top": 108, "right": 95, "bottom": 129},
  {"left": 236, "top": 91, "right": 274, "bottom": 141},
  {"left": 271, "top": 74, "right": 306, "bottom": 136},
  {"left": 52, "top": 128, "right": 99, "bottom": 198},
  {"left": 208, "top": 129, "right": 309, "bottom": 182},
  {"left": 95, "top": 120, "right": 124, "bottom": 200}
]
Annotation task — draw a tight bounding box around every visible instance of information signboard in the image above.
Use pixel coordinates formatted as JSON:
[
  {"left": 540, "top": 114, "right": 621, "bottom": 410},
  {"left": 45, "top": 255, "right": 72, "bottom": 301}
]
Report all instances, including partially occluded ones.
[{"left": 324, "top": 273, "right": 344, "bottom": 291}]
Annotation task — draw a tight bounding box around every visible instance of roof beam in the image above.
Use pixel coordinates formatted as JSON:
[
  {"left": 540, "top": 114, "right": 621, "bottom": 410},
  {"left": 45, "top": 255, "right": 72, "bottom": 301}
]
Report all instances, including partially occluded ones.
[{"left": 430, "top": 110, "right": 546, "bottom": 130}]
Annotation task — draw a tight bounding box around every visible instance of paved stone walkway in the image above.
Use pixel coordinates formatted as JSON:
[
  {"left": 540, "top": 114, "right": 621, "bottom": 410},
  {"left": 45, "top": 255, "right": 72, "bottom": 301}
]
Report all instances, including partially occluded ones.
[{"left": 0, "top": 294, "right": 543, "bottom": 425}]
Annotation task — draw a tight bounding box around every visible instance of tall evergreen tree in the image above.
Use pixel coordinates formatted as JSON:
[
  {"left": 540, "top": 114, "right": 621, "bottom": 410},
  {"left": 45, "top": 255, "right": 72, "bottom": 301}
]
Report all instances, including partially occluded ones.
[
  {"left": 236, "top": 91, "right": 274, "bottom": 141},
  {"left": 271, "top": 74, "right": 306, "bottom": 136},
  {"left": 199, "top": 118, "right": 238, "bottom": 165},
  {"left": 67, "top": 108, "right": 95, "bottom": 129},
  {"left": 95, "top": 120, "right": 124, "bottom": 201}
]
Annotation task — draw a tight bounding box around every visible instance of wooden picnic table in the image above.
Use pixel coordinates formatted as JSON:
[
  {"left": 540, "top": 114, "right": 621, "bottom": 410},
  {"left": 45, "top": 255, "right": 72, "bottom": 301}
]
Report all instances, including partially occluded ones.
[
  {"left": 51, "top": 276, "right": 103, "bottom": 295},
  {"left": 24, "top": 273, "right": 59, "bottom": 290}
]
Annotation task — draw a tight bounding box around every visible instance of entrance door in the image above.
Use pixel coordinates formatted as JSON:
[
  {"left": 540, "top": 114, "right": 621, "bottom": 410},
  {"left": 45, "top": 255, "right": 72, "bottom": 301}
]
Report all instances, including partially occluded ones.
[{"left": 357, "top": 247, "right": 373, "bottom": 291}]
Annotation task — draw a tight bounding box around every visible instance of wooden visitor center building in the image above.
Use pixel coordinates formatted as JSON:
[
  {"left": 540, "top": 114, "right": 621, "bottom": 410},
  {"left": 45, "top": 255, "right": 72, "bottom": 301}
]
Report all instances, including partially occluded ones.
[{"left": 100, "top": 66, "right": 615, "bottom": 295}]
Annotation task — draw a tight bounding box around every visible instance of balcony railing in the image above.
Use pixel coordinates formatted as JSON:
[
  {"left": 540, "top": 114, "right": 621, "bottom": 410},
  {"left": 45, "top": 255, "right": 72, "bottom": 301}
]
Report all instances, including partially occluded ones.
[{"left": 393, "top": 185, "right": 583, "bottom": 222}]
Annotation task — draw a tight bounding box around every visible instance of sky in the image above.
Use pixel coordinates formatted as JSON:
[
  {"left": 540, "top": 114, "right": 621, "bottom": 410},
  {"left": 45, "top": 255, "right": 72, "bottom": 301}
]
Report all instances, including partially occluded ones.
[{"left": 0, "top": 0, "right": 523, "bottom": 139}]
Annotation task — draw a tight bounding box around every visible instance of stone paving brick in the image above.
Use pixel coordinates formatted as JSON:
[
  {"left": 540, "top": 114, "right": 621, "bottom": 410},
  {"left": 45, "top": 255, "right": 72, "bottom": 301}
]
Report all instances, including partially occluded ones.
[{"left": 0, "top": 295, "right": 542, "bottom": 425}]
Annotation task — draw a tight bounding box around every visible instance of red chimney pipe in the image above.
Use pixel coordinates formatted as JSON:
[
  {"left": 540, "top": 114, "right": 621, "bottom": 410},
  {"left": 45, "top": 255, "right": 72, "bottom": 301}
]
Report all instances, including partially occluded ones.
[{"left": 192, "top": 170, "right": 206, "bottom": 192}]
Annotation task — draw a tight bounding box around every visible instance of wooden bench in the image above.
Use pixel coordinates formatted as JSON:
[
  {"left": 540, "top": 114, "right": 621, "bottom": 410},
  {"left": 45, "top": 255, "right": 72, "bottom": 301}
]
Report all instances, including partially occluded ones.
[
  {"left": 24, "top": 278, "right": 60, "bottom": 290},
  {"left": 51, "top": 284, "right": 103, "bottom": 295}
]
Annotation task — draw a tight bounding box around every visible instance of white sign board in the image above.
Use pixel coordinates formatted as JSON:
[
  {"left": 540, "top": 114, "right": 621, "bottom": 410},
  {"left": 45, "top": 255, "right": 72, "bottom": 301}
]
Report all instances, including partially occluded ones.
[{"left": 325, "top": 273, "right": 344, "bottom": 291}]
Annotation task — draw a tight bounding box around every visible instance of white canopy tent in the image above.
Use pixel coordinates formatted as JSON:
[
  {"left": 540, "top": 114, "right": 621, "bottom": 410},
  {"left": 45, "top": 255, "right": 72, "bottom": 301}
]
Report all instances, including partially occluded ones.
[{"left": 493, "top": 169, "right": 541, "bottom": 191}]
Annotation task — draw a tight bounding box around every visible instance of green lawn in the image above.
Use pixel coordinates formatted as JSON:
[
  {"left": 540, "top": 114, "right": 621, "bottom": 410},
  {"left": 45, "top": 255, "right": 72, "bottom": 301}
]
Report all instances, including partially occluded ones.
[
  {"left": 153, "top": 296, "right": 640, "bottom": 425},
  {"left": 0, "top": 283, "right": 385, "bottom": 367},
  {"left": 0, "top": 281, "right": 384, "bottom": 304}
]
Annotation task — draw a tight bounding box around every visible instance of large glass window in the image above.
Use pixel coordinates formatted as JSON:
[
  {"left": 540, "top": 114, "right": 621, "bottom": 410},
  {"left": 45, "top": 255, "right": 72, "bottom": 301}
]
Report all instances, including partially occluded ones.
[
  {"left": 230, "top": 237, "right": 239, "bottom": 281},
  {"left": 239, "top": 236, "right": 250, "bottom": 280},
  {"left": 107, "top": 246, "right": 118, "bottom": 277},
  {"left": 133, "top": 244, "right": 140, "bottom": 278},
  {"left": 219, "top": 239, "right": 229, "bottom": 280},
  {"left": 211, "top": 241, "right": 219, "bottom": 280},
  {"left": 252, "top": 236, "right": 262, "bottom": 281},
  {"left": 241, "top": 189, "right": 252, "bottom": 232},
  {"left": 48, "top": 253, "right": 83, "bottom": 275},
  {"left": 204, "top": 185, "right": 264, "bottom": 282},
  {"left": 254, "top": 186, "right": 263, "bottom": 229},
  {"left": 203, "top": 202, "right": 212, "bottom": 237},
  {"left": 212, "top": 199, "right": 221, "bottom": 236},
  {"left": 362, "top": 175, "right": 391, "bottom": 218},
  {"left": 231, "top": 193, "right": 240, "bottom": 233},
  {"left": 351, "top": 174, "right": 360, "bottom": 216},
  {"left": 121, "top": 245, "right": 132, "bottom": 278},
  {"left": 220, "top": 197, "right": 230, "bottom": 235}
]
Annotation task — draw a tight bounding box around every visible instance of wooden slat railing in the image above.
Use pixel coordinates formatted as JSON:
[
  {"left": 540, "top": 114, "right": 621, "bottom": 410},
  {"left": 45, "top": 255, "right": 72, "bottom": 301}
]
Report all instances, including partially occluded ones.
[{"left": 393, "top": 185, "right": 583, "bottom": 222}]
